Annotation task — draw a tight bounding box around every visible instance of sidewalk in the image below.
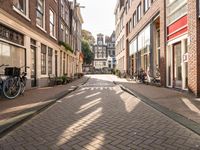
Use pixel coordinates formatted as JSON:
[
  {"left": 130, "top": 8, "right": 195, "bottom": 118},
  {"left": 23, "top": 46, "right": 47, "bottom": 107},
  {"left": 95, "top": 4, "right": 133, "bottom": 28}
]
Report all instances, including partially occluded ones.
[
  {"left": 0, "top": 76, "right": 89, "bottom": 136},
  {"left": 115, "top": 79, "right": 200, "bottom": 128}
]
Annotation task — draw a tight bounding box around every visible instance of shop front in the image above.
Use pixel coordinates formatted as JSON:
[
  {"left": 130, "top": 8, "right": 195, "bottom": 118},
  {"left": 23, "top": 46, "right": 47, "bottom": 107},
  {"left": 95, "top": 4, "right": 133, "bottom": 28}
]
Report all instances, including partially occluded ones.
[
  {"left": 166, "top": 36, "right": 188, "bottom": 90},
  {"left": 0, "top": 24, "right": 25, "bottom": 74}
]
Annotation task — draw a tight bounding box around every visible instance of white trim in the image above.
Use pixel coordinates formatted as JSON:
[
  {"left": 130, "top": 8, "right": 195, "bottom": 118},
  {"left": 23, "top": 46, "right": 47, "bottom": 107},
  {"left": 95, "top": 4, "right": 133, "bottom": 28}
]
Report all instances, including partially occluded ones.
[
  {"left": 167, "top": 33, "right": 188, "bottom": 45},
  {"left": 167, "top": 25, "right": 188, "bottom": 37},
  {"left": 50, "top": 35, "right": 57, "bottom": 40},
  {"left": 36, "top": 24, "right": 47, "bottom": 33}
]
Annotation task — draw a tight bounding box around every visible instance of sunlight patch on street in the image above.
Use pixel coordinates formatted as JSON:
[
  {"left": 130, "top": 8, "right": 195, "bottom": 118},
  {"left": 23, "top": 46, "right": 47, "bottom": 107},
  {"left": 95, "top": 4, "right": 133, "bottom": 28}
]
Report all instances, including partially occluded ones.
[
  {"left": 66, "top": 91, "right": 86, "bottom": 99},
  {"left": 76, "top": 98, "right": 102, "bottom": 114},
  {"left": 84, "top": 132, "right": 105, "bottom": 150},
  {"left": 120, "top": 93, "right": 139, "bottom": 113},
  {"left": 85, "top": 92, "right": 101, "bottom": 99},
  {"left": 57, "top": 107, "right": 102, "bottom": 146},
  {"left": 181, "top": 98, "right": 200, "bottom": 115}
]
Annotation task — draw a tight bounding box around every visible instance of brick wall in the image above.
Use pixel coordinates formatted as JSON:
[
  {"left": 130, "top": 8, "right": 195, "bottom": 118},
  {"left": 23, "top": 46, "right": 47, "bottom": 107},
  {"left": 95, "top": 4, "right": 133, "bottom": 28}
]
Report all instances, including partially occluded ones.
[{"left": 188, "top": 0, "right": 200, "bottom": 97}]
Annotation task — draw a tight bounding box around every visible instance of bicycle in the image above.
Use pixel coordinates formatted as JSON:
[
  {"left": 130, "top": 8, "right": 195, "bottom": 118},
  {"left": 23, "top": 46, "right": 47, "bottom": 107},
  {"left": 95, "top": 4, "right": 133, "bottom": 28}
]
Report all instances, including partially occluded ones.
[{"left": 1, "top": 65, "right": 29, "bottom": 99}]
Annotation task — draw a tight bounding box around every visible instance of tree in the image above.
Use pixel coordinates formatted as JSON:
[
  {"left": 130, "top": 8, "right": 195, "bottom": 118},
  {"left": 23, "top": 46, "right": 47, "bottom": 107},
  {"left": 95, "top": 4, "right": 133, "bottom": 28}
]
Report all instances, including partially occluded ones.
[
  {"left": 81, "top": 40, "right": 94, "bottom": 65},
  {"left": 82, "top": 29, "right": 95, "bottom": 45}
]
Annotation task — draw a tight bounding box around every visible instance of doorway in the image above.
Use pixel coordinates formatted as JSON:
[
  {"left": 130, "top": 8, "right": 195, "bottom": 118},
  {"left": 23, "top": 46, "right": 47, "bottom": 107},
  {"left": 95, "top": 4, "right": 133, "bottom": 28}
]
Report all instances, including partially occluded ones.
[{"left": 173, "top": 42, "right": 182, "bottom": 88}]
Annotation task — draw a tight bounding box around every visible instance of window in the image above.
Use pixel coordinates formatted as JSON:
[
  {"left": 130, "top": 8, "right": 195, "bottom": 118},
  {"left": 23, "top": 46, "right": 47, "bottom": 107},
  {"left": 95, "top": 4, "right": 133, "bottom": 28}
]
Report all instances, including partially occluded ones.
[
  {"left": 65, "top": 9, "right": 69, "bottom": 25},
  {"left": 61, "top": 24, "right": 65, "bottom": 42},
  {"left": 65, "top": 29, "right": 69, "bottom": 43},
  {"left": 129, "top": 19, "right": 132, "bottom": 33},
  {"left": 137, "top": 3, "right": 142, "bottom": 21},
  {"left": 63, "top": 53, "right": 66, "bottom": 74},
  {"left": 144, "top": 0, "right": 151, "bottom": 13},
  {"left": 48, "top": 47, "right": 53, "bottom": 74},
  {"left": 13, "top": 0, "right": 27, "bottom": 15},
  {"left": 61, "top": 0, "right": 65, "bottom": 18},
  {"left": 41, "top": 44, "right": 47, "bottom": 74},
  {"left": 49, "top": 9, "right": 55, "bottom": 37},
  {"left": 166, "top": 0, "right": 187, "bottom": 25},
  {"left": 36, "top": 0, "right": 45, "bottom": 28},
  {"left": 133, "top": 12, "right": 137, "bottom": 27}
]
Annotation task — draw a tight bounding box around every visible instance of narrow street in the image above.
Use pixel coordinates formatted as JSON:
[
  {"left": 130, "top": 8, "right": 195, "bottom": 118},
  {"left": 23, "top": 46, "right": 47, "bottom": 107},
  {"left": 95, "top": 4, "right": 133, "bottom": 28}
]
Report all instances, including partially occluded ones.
[{"left": 0, "top": 75, "right": 200, "bottom": 150}]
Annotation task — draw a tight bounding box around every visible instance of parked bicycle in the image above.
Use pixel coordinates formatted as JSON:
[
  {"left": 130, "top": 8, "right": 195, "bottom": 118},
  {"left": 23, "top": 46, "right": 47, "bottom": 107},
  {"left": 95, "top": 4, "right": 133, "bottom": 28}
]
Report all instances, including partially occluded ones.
[{"left": 0, "top": 65, "right": 29, "bottom": 99}]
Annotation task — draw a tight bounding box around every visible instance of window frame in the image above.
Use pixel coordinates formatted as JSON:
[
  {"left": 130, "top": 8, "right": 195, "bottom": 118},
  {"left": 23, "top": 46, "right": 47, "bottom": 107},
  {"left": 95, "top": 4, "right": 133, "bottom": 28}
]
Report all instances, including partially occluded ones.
[
  {"left": 49, "top": 8, "right": 56, "bottom": 38},
  {"left": 41, "top": 44, "right": 47, "bottom": 75},
  {"left": 48, "top": 47, "right": 53, "bottom": 74},
  {"left": 36, "top": 0, "right": 45, "bottom": 30},
  {"left": 137, "top": 3, "right": 142, "bottom": 22},
  {"left": 13, "top": 0, "right": 30, "bottom": 21}
]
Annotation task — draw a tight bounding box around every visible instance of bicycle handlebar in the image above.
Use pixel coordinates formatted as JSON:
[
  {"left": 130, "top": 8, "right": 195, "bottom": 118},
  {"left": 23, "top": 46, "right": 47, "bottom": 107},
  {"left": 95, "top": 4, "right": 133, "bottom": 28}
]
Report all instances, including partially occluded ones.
[{"left": 0, "top": 64, "right": 9, "bottom": 68}]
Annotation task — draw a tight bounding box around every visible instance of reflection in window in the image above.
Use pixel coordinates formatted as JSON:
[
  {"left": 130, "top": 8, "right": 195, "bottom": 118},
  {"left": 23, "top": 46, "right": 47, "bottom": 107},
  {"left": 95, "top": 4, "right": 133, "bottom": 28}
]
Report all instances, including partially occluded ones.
[
  {"left": 2, "top": 44, "right": 11, "bottom": 56},
  {"left": 0, "top": 42, "right": 25, "bottom": 74}
]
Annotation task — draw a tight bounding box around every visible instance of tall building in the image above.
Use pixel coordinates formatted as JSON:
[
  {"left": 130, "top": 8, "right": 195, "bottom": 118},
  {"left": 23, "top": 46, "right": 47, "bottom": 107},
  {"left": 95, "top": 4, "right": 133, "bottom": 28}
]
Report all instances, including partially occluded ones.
[
  {"left": 93, "top": 33, "right": 116, "bottom": 70},
  {"left": 114, "top": 0, "right": 126, "bottom": 73},
  {"left": 0, "top": 0, "right": 83, "bottom": 89},
  {"left": 93, "top": 34, "right": 107, "bottom": 70},
  {"left": 105, "top": 31, "right": 116, "bottom": 69}
]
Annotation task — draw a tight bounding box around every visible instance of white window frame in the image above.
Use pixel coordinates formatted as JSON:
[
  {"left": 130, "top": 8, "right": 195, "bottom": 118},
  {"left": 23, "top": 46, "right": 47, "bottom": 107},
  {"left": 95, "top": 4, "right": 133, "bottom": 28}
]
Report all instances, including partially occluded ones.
[
  {"left": 36, "top": 0, "right": 46, "bottom": 31},
  {"left": 13, "top": 0, "right": 30, "bottom": 21},
  {"left": 49, "top": 8, "right": 56, "bottom": 38}
]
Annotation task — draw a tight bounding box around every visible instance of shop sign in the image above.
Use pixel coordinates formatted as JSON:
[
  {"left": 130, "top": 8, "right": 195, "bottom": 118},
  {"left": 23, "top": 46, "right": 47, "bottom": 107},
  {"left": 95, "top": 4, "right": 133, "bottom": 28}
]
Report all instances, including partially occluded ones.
[{"left": 183, "top": 53, "right": 188, "bottom": 62}]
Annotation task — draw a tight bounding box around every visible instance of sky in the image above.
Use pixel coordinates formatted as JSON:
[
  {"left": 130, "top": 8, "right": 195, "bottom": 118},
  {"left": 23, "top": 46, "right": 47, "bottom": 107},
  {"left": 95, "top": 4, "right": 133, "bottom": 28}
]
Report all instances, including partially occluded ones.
[{"left": 77, "top": 0, "right": 116, "bottom": 38}]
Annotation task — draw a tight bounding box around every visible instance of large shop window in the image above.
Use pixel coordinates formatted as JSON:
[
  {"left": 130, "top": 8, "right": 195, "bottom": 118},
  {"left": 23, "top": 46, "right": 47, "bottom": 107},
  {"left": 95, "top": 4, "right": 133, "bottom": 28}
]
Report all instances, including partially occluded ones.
[
  {"left": 0, "top": 42, "right": 25, "bottom": 74},
  {"left": 138, "top": 25, "right": 150, "bottom": 71},
  {"left": 36, "top": 0, "right": 45, "bottom": 28},
  {"left": 41, "top": 44, "right": 47, "bottom": 75}
]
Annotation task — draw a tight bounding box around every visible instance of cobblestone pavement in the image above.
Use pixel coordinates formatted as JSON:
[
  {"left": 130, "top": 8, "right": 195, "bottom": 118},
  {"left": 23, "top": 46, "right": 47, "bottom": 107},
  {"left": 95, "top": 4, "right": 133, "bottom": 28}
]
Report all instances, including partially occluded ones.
[
  {"left": 0, "top": 77, "right": 88, "bottom": 121},
  {"left": 0, "top": 75, "right": 200, "bottom": 150}
]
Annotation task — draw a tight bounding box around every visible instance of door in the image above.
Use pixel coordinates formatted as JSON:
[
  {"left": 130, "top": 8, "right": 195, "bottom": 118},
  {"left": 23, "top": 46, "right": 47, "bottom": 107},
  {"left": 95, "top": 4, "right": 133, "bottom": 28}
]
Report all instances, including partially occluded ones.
[
  {"left": 31, "top": 45, "right": 37, "bottom": 87},
  {"left": 173, "top": 42, "right": 182, "bottom": 88}
]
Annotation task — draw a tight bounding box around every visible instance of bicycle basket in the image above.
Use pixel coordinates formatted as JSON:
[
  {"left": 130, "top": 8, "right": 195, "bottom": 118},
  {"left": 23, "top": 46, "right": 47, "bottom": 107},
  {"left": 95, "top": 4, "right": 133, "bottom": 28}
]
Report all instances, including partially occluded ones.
[{"left": 5, "top": 67, "right": 21, "bottom": 76}]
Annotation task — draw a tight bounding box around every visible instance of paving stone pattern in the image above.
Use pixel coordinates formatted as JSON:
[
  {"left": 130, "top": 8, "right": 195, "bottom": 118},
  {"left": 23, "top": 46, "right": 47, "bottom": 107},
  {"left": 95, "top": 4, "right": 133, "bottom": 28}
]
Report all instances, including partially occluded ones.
[{"left": 0, "top": 75, "right": 200, "bottom": 150}]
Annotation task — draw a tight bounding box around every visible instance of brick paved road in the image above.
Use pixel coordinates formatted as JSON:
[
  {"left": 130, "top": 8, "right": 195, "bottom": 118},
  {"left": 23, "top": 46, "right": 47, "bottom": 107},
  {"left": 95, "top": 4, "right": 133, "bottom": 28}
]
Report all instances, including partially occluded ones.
[{"left": 0, "top": 75, "right": 200, "bottom": 150}]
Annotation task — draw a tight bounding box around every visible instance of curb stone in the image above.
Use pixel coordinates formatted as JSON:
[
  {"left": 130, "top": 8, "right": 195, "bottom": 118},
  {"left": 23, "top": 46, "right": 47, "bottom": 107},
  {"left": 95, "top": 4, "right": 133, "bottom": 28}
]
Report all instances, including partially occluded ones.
[
  {"left": 115, "top": 82, "right": 200, "bottom": 136},
  {"left": 0, "top": 77, "right": 89, "bottom": 138}
]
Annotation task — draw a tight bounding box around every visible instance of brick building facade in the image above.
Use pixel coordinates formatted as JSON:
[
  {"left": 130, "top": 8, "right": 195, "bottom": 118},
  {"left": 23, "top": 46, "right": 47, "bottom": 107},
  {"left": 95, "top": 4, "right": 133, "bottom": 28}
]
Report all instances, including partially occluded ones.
[
  {"left": 0, "top": 0, "right": 83, "bottom": 89},
  {"left": 115, "top": 0, "right": 200, "bottom": 97}
]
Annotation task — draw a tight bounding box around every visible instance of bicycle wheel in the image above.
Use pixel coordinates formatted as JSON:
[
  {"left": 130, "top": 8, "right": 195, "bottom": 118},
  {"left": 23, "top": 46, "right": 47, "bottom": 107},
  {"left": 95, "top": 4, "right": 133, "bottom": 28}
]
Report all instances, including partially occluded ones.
[{"left": 3, "top": 77, "right": 21, "bottom": 99}]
